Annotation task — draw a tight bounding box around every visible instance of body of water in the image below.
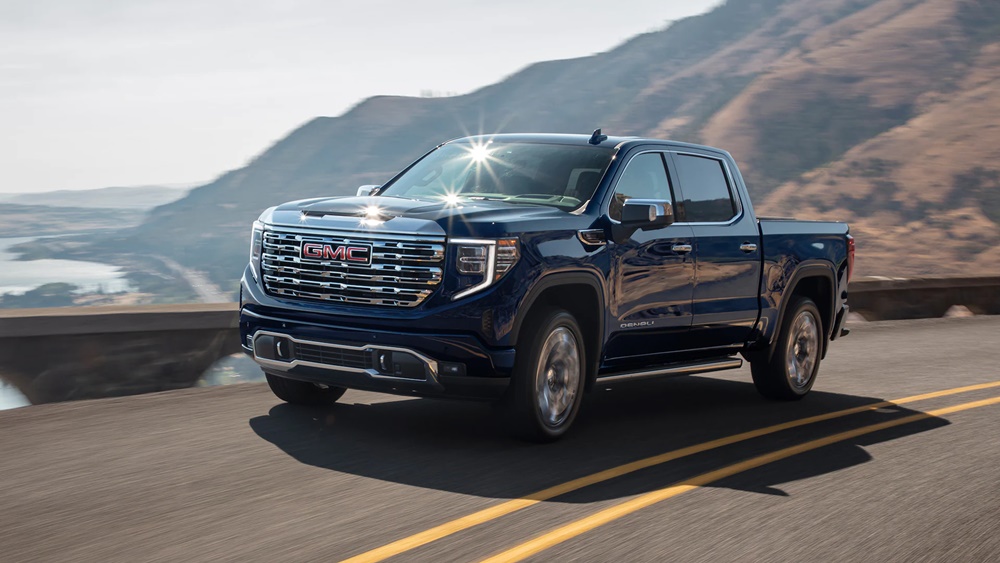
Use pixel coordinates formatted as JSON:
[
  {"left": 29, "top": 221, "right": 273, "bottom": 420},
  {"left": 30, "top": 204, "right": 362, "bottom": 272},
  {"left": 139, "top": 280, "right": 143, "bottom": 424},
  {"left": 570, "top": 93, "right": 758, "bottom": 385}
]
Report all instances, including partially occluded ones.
[
  {"left": 0, "top": 383, "right": 30, "bottom": 410},
  {"left": 0, "top": 236, "right": 130, "bottom": 295}
]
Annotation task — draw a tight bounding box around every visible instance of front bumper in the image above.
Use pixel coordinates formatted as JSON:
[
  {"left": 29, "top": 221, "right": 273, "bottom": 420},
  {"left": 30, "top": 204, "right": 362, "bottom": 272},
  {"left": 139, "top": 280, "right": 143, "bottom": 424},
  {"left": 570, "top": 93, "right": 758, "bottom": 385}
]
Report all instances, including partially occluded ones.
[{"left": 240, "top": 307, "right": 514, "bottom": 400}]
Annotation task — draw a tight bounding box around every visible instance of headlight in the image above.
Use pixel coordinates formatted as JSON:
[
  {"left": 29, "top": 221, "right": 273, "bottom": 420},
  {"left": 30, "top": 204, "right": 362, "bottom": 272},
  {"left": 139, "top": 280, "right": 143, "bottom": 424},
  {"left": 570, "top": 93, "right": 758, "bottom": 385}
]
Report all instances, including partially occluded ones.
[
  {"left": 450, "top": 237, "right": 519, "bottom": 300},
  {"left": 249, "top": 221, "right": 264, "bottom": 281}
]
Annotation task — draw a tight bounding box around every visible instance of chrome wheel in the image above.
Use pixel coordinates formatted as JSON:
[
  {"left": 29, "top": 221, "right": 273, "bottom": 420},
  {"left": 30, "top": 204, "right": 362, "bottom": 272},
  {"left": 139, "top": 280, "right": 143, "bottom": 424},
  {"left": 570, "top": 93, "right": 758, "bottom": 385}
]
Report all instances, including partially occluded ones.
[
  {"left": 534, "top": 326, "right": 582, "bottom": 428},
  {"left": 785, "top": 309, "right": 820, "bottom": 390}
]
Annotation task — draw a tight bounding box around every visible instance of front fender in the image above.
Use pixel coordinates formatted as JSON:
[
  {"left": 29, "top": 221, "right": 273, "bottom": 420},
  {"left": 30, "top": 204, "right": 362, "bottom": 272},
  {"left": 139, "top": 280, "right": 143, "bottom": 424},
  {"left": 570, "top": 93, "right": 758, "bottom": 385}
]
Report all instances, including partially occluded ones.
[{"left": 510, "top": 270, "right": 608, "bottom": 391}]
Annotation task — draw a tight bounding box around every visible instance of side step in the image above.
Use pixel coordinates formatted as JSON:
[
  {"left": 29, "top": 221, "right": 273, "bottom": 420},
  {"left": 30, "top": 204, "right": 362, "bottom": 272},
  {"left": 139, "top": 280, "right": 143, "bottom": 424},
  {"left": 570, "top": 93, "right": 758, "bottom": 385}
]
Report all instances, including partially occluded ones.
[{"left": 598, "top": 357, "right": 743, "bottom": 384}]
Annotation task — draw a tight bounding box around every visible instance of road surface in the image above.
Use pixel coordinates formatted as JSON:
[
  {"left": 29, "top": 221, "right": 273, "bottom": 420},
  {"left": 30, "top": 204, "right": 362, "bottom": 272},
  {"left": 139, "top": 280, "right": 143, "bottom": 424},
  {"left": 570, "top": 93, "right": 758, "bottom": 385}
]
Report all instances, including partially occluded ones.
[{"left": 1, "top": 317, "right": 999, "bottom": 562}]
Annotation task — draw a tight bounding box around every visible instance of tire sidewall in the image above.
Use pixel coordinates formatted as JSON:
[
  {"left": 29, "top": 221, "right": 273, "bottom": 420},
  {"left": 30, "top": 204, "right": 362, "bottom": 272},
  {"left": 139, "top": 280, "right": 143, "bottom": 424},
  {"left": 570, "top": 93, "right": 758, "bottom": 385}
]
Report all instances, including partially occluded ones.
[
  {"left": 514, "top": 309, "right": 586, "bottom": 440},
  {"left": 779, "top": 298, "right": 822, "bottom": 397},
  {"left": 266, "top": 372, "right": 346, "bottom": 405}
]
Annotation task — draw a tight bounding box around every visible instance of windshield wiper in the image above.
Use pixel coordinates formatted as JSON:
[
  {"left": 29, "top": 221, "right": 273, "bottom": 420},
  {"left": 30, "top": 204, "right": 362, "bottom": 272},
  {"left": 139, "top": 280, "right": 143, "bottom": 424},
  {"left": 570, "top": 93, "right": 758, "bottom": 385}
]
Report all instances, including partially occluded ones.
[{"left": 465, "top": 195, "right": 512, "bottom": 201}]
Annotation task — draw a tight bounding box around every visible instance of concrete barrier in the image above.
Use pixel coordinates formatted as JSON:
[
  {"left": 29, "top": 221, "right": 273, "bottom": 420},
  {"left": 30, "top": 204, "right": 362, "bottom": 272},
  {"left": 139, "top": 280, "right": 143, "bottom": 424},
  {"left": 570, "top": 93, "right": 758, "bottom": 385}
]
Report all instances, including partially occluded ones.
[
  {"left": 848, "top": 276, "right": 1000, "bottom": 320},
  {"left": 0, "top": 304, "right": 241, "bottom": 404},
  {"left": 0, "top": 275, "right": 997, "bottom": 405}
]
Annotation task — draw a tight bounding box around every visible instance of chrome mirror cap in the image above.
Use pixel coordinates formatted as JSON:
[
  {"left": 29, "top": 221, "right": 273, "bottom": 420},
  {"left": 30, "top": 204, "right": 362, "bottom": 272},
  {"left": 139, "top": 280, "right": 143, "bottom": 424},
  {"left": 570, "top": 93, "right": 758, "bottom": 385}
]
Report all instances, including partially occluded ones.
[{"left": 620, "top": 199, "right": 674, "bottom": 229}]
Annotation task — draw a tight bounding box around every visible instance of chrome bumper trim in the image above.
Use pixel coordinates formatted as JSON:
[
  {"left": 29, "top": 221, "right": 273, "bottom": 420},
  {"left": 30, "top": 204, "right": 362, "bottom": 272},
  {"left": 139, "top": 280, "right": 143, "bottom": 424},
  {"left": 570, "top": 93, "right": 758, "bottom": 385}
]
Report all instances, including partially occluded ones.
[{"left": 250, "top": 329, "right": 439, "bottom": 383}]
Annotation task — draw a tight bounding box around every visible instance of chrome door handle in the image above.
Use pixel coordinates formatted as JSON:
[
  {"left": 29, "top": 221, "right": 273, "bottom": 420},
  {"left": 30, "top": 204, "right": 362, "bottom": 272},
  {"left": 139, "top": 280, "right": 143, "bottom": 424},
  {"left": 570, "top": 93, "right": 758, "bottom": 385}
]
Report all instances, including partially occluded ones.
[
  {"left": 671, "top": 244, "right": 693, "bottom": 254},
  {"left": 740, "top": 242, "right": 758, "bottom": 253}
]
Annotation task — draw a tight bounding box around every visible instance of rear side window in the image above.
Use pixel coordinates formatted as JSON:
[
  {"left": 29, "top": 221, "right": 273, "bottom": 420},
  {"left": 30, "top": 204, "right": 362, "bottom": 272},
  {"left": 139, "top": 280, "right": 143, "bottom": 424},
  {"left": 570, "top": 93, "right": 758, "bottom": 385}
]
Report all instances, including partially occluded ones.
[
  {"left": 674, "top": 154, "right": 737, "bottom": 223},
  {"left": 609, "top": 152, "right": 673, "bottom": 221}
]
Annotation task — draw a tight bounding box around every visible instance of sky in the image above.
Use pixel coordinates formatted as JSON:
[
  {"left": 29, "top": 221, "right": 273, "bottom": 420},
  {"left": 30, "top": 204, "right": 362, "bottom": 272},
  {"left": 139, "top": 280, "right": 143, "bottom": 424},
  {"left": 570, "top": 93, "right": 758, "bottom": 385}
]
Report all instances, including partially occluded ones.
[{"left": 1, "top": 0, "right": 722, "bottom": 193}]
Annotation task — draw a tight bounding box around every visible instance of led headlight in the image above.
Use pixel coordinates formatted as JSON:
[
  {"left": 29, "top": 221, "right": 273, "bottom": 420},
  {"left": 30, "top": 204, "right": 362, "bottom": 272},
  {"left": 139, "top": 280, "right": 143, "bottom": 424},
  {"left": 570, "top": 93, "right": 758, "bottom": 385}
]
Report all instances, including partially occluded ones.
[
  {"left": 450, "top": 237, "right": 519, "bottom": 300},
  {"left": 249, "top": 221, "right": 264, "bottom": 281}
]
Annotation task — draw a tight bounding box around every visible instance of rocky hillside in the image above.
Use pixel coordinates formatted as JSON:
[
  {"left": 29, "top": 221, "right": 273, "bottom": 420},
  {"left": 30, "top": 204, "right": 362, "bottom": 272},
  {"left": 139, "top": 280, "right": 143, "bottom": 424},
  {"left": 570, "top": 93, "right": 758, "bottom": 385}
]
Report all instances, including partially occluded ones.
[
  {"left": 108, "top": 0, "right": 999, "bottom": 287},
  {"left": 756, "top": 0, "right": 1000, "bottom": 276}
]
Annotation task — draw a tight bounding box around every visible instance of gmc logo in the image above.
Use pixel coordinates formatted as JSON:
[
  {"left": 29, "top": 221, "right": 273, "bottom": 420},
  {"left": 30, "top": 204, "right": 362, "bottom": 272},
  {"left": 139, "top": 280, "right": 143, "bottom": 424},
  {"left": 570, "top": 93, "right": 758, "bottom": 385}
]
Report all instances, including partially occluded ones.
[{"left": 302, "top": 242, "right": 372, "bottom": 264}]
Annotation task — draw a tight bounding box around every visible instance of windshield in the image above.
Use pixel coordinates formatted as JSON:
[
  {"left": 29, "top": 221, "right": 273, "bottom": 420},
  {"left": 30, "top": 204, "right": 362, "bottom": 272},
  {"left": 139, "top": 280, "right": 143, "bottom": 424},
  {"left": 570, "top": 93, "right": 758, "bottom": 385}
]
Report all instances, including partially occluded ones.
[{"left": 379, "top": 141, "right": 615, "bottom": 209}]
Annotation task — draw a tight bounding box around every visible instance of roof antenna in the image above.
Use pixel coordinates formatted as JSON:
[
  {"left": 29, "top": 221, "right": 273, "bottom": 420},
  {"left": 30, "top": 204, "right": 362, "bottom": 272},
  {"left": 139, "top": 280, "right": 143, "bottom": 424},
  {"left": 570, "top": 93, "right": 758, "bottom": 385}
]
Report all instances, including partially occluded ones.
[{"left": 589, "top": 128, "right": 608, "bottom": 145}]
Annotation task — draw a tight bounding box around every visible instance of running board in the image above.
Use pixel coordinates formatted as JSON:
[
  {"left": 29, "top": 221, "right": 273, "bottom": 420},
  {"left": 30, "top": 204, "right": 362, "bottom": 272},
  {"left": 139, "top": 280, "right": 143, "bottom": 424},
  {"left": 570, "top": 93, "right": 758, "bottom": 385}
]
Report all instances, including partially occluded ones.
[{"left": 598, "top": 357, "right": 744, "bottom": 384}]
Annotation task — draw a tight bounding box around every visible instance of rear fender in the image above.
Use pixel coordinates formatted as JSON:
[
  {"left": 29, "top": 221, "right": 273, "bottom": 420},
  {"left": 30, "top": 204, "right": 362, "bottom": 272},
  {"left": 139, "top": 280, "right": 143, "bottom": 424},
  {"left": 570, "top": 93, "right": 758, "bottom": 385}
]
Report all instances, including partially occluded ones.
[{"left": 746, "top": 262, "right": 837, "bottom": 364}]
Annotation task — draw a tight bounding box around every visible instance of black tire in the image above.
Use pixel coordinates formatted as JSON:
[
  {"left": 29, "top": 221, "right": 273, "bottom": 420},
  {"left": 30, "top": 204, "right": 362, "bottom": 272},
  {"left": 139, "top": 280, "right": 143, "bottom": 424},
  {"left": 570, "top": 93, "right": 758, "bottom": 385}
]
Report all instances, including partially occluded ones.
[
  {"left": 751, "top": 296, "right": 824, "bottom": 401},
  {"left": 265, "top": 373, "right": 346, "bottom": 406},
  {"left": 504, "top": 308, "right": 586, "bottom": 442}
]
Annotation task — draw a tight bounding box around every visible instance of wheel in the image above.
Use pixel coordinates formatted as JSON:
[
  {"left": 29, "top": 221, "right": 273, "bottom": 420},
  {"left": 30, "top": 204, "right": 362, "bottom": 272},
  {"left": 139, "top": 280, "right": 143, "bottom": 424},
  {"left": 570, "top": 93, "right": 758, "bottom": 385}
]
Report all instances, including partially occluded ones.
[
  {"left": 505, "top": 308, "right": 586, "bottom": 442},
  {"left": 751, "top": 296, "right": 823, "bottom": 400},
  {"left": 265, "top": 373, "right": 346, "bottom": 406}
]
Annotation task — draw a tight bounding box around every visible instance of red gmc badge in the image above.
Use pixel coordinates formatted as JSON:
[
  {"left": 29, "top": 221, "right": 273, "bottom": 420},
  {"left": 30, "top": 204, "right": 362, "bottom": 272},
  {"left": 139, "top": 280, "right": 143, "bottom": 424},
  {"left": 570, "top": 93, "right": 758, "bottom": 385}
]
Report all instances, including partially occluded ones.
[{"left": 301, "top": 242, "right": 373, "bottom": 265}]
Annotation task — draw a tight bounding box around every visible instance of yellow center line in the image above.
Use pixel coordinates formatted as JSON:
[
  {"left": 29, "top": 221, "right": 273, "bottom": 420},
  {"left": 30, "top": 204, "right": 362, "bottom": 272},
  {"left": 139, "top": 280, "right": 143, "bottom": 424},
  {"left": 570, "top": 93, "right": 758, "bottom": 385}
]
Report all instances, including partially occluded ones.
[
  {"left": 480, "top": 394, "right": 1000, "bottom": 563},
  {"left": 340, "top": 381, "right": 1000, "bottom": 563}
]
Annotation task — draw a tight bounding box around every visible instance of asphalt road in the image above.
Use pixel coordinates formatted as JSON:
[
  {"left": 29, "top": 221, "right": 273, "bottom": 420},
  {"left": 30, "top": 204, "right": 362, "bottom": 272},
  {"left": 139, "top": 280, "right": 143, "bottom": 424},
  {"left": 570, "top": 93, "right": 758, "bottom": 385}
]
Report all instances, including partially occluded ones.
[{"left": 2, "top": 316, "right": 999, "bottom": 562}]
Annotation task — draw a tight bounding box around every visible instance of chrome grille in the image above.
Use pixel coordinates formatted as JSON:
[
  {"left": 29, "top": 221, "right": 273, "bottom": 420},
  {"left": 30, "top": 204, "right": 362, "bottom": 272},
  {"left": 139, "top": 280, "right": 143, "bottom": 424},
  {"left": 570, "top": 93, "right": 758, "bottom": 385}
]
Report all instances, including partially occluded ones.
[{"left": 261, "top": 228, "right": 445, "bottom": 307}]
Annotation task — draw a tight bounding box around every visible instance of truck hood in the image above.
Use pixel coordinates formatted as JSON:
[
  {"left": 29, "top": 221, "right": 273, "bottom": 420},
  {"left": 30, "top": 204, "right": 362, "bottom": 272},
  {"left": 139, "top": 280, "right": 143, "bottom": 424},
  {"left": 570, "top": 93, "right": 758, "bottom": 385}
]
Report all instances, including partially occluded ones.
[{"left": 262, "top": 195, "right": 573, "bottom": 238}]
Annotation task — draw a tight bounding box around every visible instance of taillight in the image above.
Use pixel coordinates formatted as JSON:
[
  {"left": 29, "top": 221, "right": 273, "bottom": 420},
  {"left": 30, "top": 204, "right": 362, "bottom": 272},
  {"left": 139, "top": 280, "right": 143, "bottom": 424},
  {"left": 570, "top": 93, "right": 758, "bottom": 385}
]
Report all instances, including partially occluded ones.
[{"left": 846, "top": 234, "right": 855, "bottom": 283}]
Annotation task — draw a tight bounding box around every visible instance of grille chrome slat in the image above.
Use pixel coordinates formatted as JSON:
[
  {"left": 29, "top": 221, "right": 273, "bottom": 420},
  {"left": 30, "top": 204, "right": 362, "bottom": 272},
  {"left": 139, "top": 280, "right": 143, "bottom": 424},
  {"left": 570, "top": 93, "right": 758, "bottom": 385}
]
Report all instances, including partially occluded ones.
[
  {"left": 261, "top": 228, "right": 445, "bottom": 307},
  {"left": 262, "top": 255, "right": 441, "bottom": 280}
]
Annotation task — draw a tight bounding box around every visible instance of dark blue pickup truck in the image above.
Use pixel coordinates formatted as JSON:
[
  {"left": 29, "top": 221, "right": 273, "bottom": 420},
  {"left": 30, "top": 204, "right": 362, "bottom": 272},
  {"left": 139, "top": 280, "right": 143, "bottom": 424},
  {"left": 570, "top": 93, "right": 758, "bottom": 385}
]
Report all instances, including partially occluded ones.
[{"left": 240, "top": 132, "right": 853, "bottom": 440}]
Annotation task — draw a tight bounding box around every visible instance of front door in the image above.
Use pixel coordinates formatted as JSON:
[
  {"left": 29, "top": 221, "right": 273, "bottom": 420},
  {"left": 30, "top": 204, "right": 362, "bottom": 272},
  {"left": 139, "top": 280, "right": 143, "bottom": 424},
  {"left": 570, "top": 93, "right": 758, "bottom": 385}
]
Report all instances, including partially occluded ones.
[{"left": 602, "top": 151, "right": 696, "bottom": 369}]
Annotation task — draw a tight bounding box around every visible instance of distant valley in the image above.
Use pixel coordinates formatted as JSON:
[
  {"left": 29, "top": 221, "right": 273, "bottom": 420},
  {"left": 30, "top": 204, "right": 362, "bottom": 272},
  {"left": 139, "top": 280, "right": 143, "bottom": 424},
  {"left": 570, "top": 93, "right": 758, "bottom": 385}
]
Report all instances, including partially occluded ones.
[
  {"left": 0, "top": 184, "right": 193, "bottom": 210},
  {"left": 0, "top": 184, "right": 199, "bottom": 308},
  {"left": 0, "top": 204, "right": 145, "bottom": 238}
]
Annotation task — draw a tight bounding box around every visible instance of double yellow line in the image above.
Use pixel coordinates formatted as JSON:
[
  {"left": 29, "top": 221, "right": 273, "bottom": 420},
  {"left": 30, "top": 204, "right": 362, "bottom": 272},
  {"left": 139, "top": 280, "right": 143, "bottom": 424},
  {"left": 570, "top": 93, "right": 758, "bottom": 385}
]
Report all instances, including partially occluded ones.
[{"left": 342, "top": 381, "right": 1000, "bottom": 563}]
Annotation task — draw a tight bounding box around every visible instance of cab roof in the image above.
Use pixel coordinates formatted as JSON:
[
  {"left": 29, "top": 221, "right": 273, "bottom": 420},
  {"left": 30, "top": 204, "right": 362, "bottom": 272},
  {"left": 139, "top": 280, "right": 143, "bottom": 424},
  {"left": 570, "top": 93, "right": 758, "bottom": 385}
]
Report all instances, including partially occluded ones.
[{"left": 447, "top": 133, "right": 730, "bottom": 157}]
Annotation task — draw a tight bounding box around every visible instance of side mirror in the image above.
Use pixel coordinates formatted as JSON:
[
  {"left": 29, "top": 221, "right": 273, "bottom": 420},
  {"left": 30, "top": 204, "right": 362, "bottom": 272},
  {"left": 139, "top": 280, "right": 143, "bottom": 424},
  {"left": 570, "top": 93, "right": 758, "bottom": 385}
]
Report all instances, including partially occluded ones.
[
  {"left": 356, "top": 185, "right": 380, "bottom": 197},
  {"left": 620, "top": 199, "right": 674, "bottom": 230}
]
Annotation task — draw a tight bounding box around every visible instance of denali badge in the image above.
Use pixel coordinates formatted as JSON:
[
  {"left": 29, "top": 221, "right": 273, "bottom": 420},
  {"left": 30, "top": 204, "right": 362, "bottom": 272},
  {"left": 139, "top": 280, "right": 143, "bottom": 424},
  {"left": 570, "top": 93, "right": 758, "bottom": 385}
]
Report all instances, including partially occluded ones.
[
  {"left": 302, "top": 242, "right": 373, "bottom": 265},
  {"left": 620, "top": 320, "right": 655, "bottom": 329}
]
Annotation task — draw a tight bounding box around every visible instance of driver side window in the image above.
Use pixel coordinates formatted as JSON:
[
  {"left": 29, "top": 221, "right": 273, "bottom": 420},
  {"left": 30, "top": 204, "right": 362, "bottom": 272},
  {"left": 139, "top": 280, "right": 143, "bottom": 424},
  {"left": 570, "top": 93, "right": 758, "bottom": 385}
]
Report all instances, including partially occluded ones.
[{"left": 609, "top": 152, "right": 674, "bottom": 221}]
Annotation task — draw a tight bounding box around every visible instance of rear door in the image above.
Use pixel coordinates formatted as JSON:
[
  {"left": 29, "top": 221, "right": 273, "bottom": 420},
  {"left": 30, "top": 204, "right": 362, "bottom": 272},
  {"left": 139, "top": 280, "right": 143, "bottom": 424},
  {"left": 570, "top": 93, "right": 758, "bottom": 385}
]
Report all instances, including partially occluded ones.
[
  {"left": 668, "top": 151, "right": 761, "bottom": 352},
  {"left": 602, "top": 150, "right": 696, "bottom": 368}
]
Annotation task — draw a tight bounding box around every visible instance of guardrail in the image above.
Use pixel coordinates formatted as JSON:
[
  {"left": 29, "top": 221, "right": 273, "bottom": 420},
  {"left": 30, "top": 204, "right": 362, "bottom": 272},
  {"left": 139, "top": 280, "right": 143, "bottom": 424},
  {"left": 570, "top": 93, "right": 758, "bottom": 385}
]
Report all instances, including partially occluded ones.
[{"left": 0, "top": 276, "right": 997, "bottom": 405}]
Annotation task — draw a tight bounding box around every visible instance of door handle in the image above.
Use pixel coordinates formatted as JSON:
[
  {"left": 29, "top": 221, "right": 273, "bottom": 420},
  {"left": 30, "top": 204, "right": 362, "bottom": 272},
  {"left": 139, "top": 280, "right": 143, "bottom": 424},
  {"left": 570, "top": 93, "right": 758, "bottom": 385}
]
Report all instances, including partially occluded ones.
[
  {"left": 671, "top": 244, "right": 693, "bottom": 254},
  {"left": 740, "top": 242, "right": 758, "bottom": 253}
]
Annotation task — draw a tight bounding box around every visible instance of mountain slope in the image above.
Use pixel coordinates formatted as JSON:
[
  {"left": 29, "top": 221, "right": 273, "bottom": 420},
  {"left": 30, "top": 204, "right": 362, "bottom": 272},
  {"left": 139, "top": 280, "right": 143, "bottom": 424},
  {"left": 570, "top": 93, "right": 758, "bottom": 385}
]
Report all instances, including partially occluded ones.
[
  {"left": 761, "top": 39, "right": 1000, "bottom": 276},
  {"left": 111, "top": 0, "right": 999, "bottom": 288}
]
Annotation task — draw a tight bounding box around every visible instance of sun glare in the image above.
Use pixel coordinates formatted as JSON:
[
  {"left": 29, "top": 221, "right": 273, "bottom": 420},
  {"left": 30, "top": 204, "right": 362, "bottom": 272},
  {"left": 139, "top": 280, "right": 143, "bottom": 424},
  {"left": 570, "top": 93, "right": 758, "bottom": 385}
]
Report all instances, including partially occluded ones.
[{"left": 469, "top": 143, "right": 490, "bottom": 162}]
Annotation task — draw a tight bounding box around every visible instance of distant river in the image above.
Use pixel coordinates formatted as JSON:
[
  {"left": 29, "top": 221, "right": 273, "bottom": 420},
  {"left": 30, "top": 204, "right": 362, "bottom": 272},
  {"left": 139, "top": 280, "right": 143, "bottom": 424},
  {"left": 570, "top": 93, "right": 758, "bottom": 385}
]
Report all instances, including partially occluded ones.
[
  {"left": 0, "top": 236, "right": 130, "bottom": 295},
  {"left": 0, "top": 384, "right": 29, "bottom": 410},
  {"left": 1, "top": 235, "right": 131, "bottom": 411}
]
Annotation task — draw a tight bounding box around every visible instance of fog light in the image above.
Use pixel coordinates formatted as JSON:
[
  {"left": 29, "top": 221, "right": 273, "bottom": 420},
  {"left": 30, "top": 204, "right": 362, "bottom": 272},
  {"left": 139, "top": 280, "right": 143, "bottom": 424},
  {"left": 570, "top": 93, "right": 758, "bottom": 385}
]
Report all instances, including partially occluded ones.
[
  {"left": 439, "top": 362, "right": 466, "bottom": 377},
  {"left": 376, "top": 351, "right": 393, "bottom": 374},
  {"left": 275, "top": 338, "right": 291, "bottom": 360},
  {"left": 372, "top": 349, "right": 427, "bottom": 380}
]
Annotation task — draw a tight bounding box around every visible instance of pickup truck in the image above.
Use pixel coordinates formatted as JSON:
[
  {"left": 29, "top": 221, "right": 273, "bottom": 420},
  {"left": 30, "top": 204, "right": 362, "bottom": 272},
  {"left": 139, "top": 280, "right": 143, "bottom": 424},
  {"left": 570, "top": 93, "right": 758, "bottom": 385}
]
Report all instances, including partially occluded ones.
[{"left": 240, "top": 132, "right": 853, "bottom": 441}]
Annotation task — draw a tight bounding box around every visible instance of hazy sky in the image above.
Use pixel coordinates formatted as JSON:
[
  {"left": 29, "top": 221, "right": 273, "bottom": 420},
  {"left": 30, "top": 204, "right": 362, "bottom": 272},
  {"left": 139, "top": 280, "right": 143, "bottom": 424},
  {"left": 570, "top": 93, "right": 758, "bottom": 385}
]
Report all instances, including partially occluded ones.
[{"left": 1, "top": 0, "right": 721, "bottom": 193}]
